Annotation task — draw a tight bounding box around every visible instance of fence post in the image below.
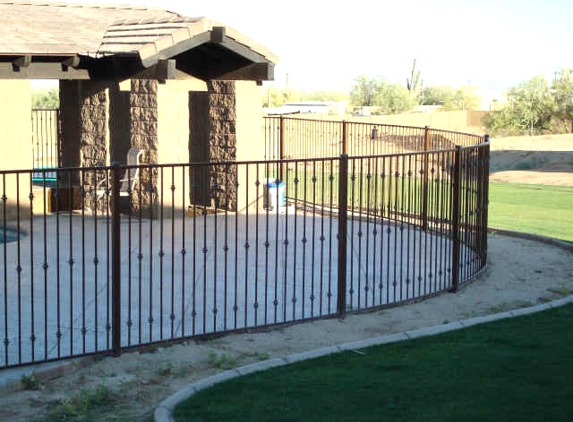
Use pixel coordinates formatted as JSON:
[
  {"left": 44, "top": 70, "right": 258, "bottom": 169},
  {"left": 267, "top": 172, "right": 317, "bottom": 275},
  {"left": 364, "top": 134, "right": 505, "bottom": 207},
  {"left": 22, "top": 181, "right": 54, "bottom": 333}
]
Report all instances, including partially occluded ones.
[
  {"left": 337, "top": 154, "right": 349, "bottom": 317},
  {"left": 279, "top": 115, "right": 285, "bottom": 181},
  {"left": 451, "top": 146, "right": 462, "bottom": 292},
  {"left": 341, "top": 120, "right": 348, "bottom": 155},
  {"left": 56, "top": 109, "right": 62, "bottom": 168},
  {"left": 480, "top": 135, "right": 491, "bottom": 266},
  {"left": 111, "top": 162, "right": 122, "bottom": 356},
  {"left": 422, "top": 126, "right": 430, "bottom": 231}
]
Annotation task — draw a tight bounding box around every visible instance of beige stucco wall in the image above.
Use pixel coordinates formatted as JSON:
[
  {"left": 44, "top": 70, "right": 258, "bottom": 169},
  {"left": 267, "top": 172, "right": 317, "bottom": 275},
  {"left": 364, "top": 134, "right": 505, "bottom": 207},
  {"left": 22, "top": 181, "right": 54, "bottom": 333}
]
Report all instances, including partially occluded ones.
[
  {"left": 157, "top": 78, "right": 208, "bottom": 214},
  {"left": 235, "top": 81, "right": 265, "bottom": 212},
  {"left": 0, "top": 80, "right": 34, "bottom": 219},
  {"left": 235, "top": 81, "right": 264, "bottom": 163},
  {"left": 157, "top": 78, "right": 208, "bottom": 164},
  {"left": 0, "top": 80, "right": 32, "bottom": 171}
]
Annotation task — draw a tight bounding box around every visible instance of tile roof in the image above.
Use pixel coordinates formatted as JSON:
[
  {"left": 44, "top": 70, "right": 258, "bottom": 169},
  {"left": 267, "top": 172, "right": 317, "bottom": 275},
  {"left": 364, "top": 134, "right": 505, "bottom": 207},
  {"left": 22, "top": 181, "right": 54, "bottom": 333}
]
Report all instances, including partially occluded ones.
[{"left": 0, "top": 1, "right": 277, "bottom": 64}]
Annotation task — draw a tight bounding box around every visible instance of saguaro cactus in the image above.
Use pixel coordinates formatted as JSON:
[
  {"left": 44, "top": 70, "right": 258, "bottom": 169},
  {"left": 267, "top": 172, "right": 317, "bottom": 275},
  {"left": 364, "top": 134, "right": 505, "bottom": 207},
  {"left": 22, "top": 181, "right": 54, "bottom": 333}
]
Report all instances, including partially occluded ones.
[{"left": 407, "top": 59, "right": 421, "bottom": 97}]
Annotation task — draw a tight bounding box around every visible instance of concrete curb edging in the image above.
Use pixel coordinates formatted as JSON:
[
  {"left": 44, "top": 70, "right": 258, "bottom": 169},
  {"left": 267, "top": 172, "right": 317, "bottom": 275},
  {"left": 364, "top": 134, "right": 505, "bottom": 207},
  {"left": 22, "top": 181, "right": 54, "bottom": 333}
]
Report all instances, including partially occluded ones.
[
  {"left": 487, "top": 227, "right": 573, "bottom": 252},
  {"left": 154, "top": 294, "right": 573, "bottom": 422}
]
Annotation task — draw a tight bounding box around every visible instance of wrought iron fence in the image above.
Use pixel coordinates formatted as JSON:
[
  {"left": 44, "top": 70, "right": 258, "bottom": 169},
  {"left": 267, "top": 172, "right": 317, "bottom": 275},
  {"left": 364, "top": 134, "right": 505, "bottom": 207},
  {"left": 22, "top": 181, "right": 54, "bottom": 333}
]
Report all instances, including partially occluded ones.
[
  {"left": 263, "top": 116, "right": 484, "bottom": 159},
  {"left": 0, "top": 123, "right": 489, "bottom": 369},
  {"left": 31, "top": 109, "right": 60, "bottom": 185}
]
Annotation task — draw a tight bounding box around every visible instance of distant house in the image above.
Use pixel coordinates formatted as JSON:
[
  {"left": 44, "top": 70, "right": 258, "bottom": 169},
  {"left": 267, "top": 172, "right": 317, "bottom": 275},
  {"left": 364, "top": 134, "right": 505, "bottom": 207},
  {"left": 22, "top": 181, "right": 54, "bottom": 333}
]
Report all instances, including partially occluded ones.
[
  {"left": 266, "top": 101, "right": 347, "bottom": 115},
  {"left": 0, "top": 0, "right": 278, "bottom": 215},
  {"left": 415, "top": 105, "right": 444, "bottom": 113}
]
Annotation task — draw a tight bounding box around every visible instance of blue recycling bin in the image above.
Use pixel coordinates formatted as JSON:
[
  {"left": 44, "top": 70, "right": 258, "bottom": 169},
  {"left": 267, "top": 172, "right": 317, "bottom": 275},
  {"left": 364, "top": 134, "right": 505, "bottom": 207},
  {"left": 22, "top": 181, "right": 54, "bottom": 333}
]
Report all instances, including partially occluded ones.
[{"left": 264, "top": 179, "right": 286, "bottom": 210}]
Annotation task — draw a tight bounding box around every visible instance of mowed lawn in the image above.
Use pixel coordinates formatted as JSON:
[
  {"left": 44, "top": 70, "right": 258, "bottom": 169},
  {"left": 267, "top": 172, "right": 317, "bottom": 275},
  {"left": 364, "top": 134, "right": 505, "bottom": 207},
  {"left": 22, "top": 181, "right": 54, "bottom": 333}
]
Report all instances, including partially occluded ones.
[
  {"left": 175, "top": 304, "right": 573, "bottom": 422},
  {"left": 488, "top": 182, "right": 573, "bottom": 243},
  {"left": 174, "top": 181, "right": 573, "bottom": 422}
]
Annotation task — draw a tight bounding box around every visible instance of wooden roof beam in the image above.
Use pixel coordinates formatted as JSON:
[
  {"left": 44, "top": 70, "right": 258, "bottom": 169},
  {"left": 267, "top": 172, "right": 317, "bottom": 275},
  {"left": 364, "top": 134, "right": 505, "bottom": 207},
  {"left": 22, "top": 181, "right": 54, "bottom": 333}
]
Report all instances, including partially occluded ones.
[
  {"left": 12, "top": 55, "right": 31, "bottom": 72},
  {"left": 0, "top": 55, "right": 88, "bottom": 78},
  {"left": 140, "top": 32, "right": 211, "bottom": 68},
  {"left": 214, "top": 62, "right": 275, "bottom": 81},
  {"left": 132, "top": 59, "right": 177, "bottom": 80},
  {"left": 0, "top": 62, "right": 90, "bottom": 80},
  {"left": 0, "top": 61, "right": 89, "bottom": 79},
  {"left": 210, "top": 26, "right": 268, "bottom": 64},
  {"left": 61, "top": 56, "right": 80, "bottom": 72}
]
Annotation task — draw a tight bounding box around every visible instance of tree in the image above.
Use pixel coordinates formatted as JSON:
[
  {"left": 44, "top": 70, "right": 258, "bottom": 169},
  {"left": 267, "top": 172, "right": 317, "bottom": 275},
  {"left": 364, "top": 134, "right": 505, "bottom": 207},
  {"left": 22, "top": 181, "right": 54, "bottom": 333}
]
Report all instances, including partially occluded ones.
[
  {"left": 485, "top": 75, "right": 554, "bottom": 135},
  {"left": 262, "top": 87, "right": 281, "bottom": 107},
  {"left": 551, "top": 68, "right": 573, "bottom": 132},
  {"left": 420, "top": 85, "right": 455, "bottom": 107},
  {"left": 349, "top": 75, "right": 378, "bottom": 106},
  {"left": 280, "top": 87, "right": 302, "bottom": 105},
  {"left": 32, "top": 86, "right": 59, "bottom": 109},
  {"left": 376, "top": 80, "right": 417, "bottom": 114},
  {"left": 300, "top": 90, "right": 349, "bottom": 102},
  {"left": 349, "top": 76, "right": 416, "bottom": 113},
  {"left": 509, "top": 75, "right": 554, "bottom": 134},
  {"left": 262, "top": 87, "right": 349, "bottom": 108},
  {"left": 420, "top": 85, "right": 480, "bottom": 110},
  {"left": 452, "top": 86, "right": 481, "bottom": 111}
]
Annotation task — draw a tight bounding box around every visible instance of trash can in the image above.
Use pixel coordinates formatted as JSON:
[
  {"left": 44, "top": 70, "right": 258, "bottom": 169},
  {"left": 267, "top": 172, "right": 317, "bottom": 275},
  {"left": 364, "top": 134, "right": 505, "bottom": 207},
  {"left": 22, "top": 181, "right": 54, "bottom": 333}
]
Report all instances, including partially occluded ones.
[{"left": 264, "top": 178, "right": 286, "bottom": 211}]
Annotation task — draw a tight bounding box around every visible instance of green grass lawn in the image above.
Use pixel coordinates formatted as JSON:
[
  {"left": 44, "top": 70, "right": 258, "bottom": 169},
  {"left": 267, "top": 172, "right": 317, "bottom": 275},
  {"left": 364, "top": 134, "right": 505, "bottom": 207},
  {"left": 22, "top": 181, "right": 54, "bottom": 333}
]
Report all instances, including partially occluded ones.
[
  {"left": 173, "top": 180, "right": 573, "bottom": 422},
  {"left": 174, "top": 304, "right": 573, "bottom": 422},
  {"left": 489, "top": 182, "right": 573, "bottom": 243},
  {"left": 280, "top": 168, "right": 454, "bottom": 222}
]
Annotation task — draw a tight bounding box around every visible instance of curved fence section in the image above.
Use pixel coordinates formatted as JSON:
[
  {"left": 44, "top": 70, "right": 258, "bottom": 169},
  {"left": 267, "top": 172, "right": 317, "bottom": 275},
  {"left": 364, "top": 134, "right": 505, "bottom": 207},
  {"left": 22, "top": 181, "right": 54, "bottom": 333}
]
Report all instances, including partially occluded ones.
[
  {"left": 265, "top": 116, "right": 489, "bottom": 309},
  {"left": 0, "top": 120, "right": 489, "bottom": 369},
  {"left": 264, "top": 116, "right": 484, "bottom": 159}
]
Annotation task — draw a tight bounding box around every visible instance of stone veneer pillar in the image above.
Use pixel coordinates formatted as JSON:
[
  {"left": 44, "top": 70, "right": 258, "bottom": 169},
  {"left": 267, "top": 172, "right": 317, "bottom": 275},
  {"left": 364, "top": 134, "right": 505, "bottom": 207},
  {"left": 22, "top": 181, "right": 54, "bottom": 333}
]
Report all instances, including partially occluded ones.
[
  {"left": 209, "top": 81, "right": 237, "bottom": 211},
  {"left": 189, "top": 80, "right": 238, "bottom": 211},
  {"left": 59, "top": 80, "right": 110, "bottom": 210},
  {"left": 129, "top": 79, "right": 159, "bottom": 214},
  {"left": 60, "top": 81, "right": 110, "bottom": 167}
]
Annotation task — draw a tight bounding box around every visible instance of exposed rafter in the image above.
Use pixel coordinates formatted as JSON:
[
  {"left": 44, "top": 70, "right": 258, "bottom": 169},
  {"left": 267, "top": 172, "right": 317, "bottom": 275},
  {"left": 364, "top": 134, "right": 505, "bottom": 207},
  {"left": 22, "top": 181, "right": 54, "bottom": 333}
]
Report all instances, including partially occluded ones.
[
  {"left": 209, "top": 27, "right": 268, "bottom": 64},
  {"left": 61, "top": 56, "right": 81, "bottom": 71},
  {"left": 214, "top": 62, "right": 275, "bottom": 81},
  {"left": 132, "top": 59, "right": 177, "bottom": 80},
  {"left": 0, "top": 58, "right": 90, "bottom": 79},
  {"left": 140, "top": 32, "right": 211, "bottom": 68},
  {"left": 12, "top": 55, "right": 32, "bottom": 71}
]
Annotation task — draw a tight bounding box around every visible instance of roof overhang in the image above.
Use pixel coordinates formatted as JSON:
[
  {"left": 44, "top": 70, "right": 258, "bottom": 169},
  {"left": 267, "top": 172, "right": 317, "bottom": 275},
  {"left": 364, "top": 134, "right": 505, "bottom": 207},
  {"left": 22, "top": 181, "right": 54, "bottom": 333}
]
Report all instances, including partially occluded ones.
[
  {"left": 140, "top": 26, "right": 275, "bottom": 82},
  {"left": 0, "top": 25, "right": 276, "bottom": 82},
  {"left": 0, "top": 54, "right": 90, "bottom": 79}
]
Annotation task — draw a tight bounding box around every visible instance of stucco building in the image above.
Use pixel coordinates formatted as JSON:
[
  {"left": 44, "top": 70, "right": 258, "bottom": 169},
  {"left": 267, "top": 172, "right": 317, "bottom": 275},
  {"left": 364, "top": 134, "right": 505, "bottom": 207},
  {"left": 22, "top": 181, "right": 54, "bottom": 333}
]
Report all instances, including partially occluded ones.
[{"left": 0, "top": 1, "right": 277, "bottom": 215}]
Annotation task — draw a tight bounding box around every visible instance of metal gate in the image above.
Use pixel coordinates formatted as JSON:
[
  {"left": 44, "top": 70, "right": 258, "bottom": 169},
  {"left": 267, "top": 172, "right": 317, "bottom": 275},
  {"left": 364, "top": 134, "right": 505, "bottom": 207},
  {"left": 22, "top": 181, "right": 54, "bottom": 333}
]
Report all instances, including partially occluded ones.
[{"left": 31, "top": 109, "right": 60, "bottom": 184}]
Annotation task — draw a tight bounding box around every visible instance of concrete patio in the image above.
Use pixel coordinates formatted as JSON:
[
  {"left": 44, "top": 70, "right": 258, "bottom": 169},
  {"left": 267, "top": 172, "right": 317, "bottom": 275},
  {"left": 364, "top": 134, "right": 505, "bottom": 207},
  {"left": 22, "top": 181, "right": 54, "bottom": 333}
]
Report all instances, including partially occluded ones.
[{"left": 1, "top": 209, "right": 459, "bottom": 368}]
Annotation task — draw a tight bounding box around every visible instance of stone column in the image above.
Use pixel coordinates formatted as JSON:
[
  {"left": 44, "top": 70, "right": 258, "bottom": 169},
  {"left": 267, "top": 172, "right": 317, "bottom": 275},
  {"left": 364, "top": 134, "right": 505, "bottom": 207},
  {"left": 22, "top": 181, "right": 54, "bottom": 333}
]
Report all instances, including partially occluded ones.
[
  {"left": 188, "top": 81, "right": 238, "bottom": 212},
  {"left": 59, "top": 80, "right": 111, "bottom": 210},
  {"left": 208, "top": 81, "right": 237, "bottom": 211},
  {"left": 129, "top": 79, "right": 159, "bottom": 215}
]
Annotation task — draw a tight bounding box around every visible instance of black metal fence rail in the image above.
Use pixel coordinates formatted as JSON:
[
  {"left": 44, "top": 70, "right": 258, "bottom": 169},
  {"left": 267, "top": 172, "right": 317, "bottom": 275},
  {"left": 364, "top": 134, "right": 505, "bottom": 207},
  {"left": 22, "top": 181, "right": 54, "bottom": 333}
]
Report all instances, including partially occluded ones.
[{"left": 1, "top": 132, "right": 489, "bottom": 369}]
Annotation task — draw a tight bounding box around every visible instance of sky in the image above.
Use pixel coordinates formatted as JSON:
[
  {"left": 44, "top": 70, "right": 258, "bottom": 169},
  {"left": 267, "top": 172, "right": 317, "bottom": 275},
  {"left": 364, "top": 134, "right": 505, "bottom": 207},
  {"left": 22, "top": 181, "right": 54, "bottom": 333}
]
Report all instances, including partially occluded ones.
[{"left": 40, "top": 0, "right": 573, "bottom": 92}]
